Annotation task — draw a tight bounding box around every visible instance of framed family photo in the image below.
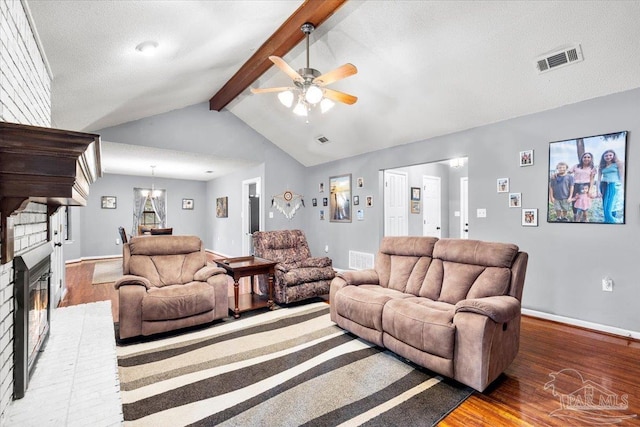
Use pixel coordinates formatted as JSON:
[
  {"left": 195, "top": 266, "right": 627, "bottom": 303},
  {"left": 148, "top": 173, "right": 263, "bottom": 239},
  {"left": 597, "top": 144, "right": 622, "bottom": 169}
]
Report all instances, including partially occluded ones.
[
  {"left": 548, "top": 131, "right": 627, "bottom": 224},
  {"left": 522, "top": 208, "right": 538, "bottom": 226},
  {"left": 520, "top": 150, "right": 534, "bottom": 166},
  {"left": 497, "top": 178, "right": 509, "bottom": 193}
]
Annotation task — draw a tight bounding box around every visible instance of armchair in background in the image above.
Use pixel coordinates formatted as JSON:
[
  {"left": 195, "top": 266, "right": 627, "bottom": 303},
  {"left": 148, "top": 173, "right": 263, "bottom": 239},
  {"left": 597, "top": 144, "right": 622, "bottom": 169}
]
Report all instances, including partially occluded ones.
[{"left": 252, "top": 229, "right": 335, "bottom": 305}]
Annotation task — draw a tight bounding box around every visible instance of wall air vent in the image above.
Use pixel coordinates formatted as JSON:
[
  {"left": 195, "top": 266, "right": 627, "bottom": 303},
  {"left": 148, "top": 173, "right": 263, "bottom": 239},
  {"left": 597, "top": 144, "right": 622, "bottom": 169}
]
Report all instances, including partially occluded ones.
[
  {"left": 349, "top": 251, "right": 374, "bottom": 270},
  {"left": 536, "top": 44, "right": 583, "bottom": 74},
  {"left": 316, "top": 135, "right": 330, "bottom": 145}
]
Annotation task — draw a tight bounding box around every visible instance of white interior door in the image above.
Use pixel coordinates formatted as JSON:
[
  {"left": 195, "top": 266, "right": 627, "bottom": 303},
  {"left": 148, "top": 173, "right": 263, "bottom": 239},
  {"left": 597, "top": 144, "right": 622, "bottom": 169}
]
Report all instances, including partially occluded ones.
[
  {"left": 422, "top": 176, "right": 441, "bottom": 238},
  {"left": 242, "top": 177, "right": 261, "bottom": 255},
  {"left": 49, "top": 207, "right": 66, "bottom": 307},
  {"left": 460, "top": 177, "right": 469, "bottom": 238},
  {"left": 384, "top": 170, "right": 408, "bottom": 236}
]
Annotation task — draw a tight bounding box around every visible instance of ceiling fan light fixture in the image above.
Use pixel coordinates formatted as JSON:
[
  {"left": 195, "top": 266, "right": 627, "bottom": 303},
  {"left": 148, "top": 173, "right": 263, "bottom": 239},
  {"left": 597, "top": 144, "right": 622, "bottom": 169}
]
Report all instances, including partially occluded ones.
[
  {"left": 135, "top": 40, "right": 159, "bottom": 56},
  {"left": 292, "top": 101, "right": 308, "bottom": 117},
  {"left": 320, "top": 98, "right": 335, "bottom": 114},
  {"left": 278, "top": 90, "right": 294, "bottom": 108},
  {"left": 305, "top": 85, "right": 323, "bottom": 104}
]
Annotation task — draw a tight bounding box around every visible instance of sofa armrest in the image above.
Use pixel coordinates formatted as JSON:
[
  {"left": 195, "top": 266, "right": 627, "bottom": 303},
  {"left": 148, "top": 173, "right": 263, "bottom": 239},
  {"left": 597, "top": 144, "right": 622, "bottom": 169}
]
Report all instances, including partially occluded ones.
[
  {"left": 455, "top": 295, "right": 520, "bottom": 324},
  {"left": 194, "top": 265, "right": 226, "bottom": 281},
  {"left": 114, "top": 275, "right": 151, "bottom": 290},
  {"left": 337, "top": 269, "right": 379, "bottom": 286}
]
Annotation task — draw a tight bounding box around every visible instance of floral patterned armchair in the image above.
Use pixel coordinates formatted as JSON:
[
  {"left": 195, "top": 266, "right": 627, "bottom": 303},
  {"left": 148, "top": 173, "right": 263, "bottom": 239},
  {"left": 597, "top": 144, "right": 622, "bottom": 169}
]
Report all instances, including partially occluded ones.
[{"left": 253, "top": 229, "right": 335, "bottom": 305}]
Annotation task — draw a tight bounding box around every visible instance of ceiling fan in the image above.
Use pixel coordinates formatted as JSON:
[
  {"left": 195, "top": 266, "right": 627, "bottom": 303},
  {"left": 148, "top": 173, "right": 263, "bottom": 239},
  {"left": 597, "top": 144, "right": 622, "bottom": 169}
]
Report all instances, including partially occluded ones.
[{"left": 250, "top": 22, "right": 357, "bottom": 116}]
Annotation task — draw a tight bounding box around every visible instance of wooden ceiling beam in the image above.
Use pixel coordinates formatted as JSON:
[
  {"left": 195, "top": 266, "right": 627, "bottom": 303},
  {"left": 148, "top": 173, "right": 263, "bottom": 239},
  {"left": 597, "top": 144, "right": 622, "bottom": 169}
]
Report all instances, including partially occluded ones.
[{"left": 209, "top": 0, "right": 348, "bottom": 112}]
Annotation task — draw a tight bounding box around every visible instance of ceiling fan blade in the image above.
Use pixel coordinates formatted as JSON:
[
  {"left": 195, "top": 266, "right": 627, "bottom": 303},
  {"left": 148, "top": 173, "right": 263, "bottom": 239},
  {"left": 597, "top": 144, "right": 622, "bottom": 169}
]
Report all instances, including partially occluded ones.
[
  {"left": 323, "top": 88, "right": 358, "bottom": 105},
  {"left": 250, "top": 86, "right": 293, "bottom": 94},
  {"left": 269, "top": 56, "right": 303, "bottom": 83},
  {"left": 314, "top": 63, "right": 357, "bottom": 86}
]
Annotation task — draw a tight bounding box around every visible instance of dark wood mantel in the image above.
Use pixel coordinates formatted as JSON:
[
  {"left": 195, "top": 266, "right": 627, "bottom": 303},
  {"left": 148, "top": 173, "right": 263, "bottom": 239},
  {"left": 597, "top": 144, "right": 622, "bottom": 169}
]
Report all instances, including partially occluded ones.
[{"left": 0, "top": 121, "right": 102, "bottom": 263}]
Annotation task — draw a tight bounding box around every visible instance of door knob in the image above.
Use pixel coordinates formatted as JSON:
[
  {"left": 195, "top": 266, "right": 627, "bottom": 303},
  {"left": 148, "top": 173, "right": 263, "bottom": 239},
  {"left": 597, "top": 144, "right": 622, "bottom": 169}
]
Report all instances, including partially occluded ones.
[{"left": 54, "top": 242, "right": 62, "bottom": 247}]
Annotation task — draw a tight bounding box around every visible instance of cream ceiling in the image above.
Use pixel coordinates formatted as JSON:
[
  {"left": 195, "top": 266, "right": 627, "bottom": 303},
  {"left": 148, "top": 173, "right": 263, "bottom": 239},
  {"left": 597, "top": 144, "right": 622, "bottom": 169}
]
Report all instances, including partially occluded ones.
[{"left": 25, "top": 1, "right": 640, "bottom": 180}]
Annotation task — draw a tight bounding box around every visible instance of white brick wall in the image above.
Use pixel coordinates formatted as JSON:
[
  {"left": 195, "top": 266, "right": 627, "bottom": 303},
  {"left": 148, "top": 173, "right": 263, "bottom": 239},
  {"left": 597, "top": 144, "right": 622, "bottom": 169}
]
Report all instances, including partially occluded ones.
[{"left": 0, "top": 0, "right": 52, "bottom": 422}]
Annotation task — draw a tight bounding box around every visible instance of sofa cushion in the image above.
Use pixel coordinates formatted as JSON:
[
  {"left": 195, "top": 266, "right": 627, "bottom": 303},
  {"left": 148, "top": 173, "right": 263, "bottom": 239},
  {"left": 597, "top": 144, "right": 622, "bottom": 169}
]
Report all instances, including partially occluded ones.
[
  {"left": 433, "top": 239, "right": 518, "bottom": 268},
  {"left": 129, "top": 252, "right": 204, "bottom": 287},
  {"left": 333, "top": 284, "right": 412, "bottom": 332},
  {"left": 376, "top": 236, "right": 437, "bottom": 289},
  {"left": 141, "top": 282, "right": 215, "bottom": 321},
  {"left": 382, "top": 297, "right": 456, "bottom": 360},
  {"left": 279, "top": 266, "right": 335, "bottom": 286}
]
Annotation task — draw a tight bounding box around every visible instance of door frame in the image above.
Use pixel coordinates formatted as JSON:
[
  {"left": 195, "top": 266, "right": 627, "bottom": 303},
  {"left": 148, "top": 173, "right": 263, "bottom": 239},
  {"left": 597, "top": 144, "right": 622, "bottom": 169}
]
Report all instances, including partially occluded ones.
[
  {"left": 242, "top": 177, "right": 262, "bottom": 255},
  {"left": 460, "top": 177, "right": 469, "bottom": 238}
]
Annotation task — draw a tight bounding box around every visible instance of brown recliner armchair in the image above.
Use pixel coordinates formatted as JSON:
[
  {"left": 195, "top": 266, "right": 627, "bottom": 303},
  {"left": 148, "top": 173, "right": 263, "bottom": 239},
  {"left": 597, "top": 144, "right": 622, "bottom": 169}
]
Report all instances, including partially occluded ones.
[
  {"left": 253, "top": 229, "right": 335, "bottom": 305},
  {"left": 115, "top": 235, "right": 229, "bottom": 339}
]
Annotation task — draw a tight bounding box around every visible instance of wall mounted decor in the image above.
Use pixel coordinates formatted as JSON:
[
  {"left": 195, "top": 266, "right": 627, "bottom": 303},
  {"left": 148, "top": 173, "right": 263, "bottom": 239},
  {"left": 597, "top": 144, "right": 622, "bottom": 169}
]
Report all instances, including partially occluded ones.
[
  {"left": 182, "top": 198, "right": 194, "bottom": 210},
  {"left": 353, "top": 195, "right": 359, "bottom": 206},
  {"left": 520, "top": 150, "right": 534, "bottom": 166},
  {"left": 101, "top": 196, "right": 117, "bottom": 209},
  {"left": 312, "top": 198, "right": 317, "bottom": 207},
  {"left": 411, "top": 201, "right": 420, "bottom": 214},
  {"left": 548, "top": 131, "right": 627, "bottom": 224},
  {"left": 522, "top": 208, "right": 538, "bottom": 226},
  {"left": 366, "top": 196, "right": 373, "bottom": 207},
  {"left": 320, "top": 210, "right": 325, "bottom": 220},
  {"left": 319, "top": 182, "right": 325, "bottom": 193},
  {"left": 357, "top": 177, "right": 364, "bottom": 188},
  {"left": 216, "top": 197, "right": 228, "bottom": 218},
  {"left": 272, "top": 190, "right": 305, "bottom": 219},
  {"left": 509, "top": 193, "right": 521, "bottom": 208},
  {"left": 357, "top": 209, "right": 364, "bottom": 220},
  {"left": 329, "top": 174, "right": 352, "bottom": 222},
  {"left": 411, "top": 187, "right": 421, "bottom": 201},
  {"left": 323, "top": 197, "right": 328, "bottom": 206},
  {"left": 497, "top": 178, "right": 509, "bottom": 193}
]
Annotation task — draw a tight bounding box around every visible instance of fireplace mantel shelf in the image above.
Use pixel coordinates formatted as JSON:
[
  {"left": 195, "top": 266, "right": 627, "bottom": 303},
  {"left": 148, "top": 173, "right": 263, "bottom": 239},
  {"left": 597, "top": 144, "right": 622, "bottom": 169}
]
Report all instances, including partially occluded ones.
[{"left": 0, "top": 121, "right": 102, "bottom": 263}]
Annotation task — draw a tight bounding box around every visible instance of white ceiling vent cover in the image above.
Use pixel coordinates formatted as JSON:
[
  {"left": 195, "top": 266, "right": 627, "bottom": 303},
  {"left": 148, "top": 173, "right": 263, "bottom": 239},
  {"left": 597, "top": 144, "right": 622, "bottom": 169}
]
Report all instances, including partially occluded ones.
[
  {"left": 536, "top": 44, "right": 583, "bottom": 73},
  {"left": 316, "top": 135, "right": 330, "bottom": 145}
]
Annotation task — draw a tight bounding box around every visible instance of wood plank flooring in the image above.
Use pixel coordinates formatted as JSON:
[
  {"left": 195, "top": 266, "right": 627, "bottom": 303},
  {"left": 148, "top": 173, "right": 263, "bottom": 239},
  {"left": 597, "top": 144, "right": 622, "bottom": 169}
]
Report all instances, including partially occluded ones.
[{"left": 60, "top": 260, "right": 640, "bottom": 426}]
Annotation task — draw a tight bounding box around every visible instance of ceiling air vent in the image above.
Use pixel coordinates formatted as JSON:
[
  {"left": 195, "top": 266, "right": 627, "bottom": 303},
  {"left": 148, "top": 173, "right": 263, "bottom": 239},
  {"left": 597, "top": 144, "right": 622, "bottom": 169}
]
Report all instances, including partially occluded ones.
[
  {"left": 315, "top": 135, "right": 330, "bottom": 145},
  {"left": 536, "top": 44, "right": 583, "bottom": 74}
]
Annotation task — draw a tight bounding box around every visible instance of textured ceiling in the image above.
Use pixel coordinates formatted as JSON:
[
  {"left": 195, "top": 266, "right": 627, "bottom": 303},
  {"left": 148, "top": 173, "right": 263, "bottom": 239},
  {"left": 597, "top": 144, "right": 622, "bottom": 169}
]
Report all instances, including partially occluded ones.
[{"left": 26, "top": 1, "right": 640, "bottom": 178}]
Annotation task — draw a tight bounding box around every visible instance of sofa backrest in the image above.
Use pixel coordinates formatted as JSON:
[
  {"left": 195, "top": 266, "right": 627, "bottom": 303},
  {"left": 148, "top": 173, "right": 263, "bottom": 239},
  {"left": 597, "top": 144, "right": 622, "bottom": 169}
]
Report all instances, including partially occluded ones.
[
  {"left": 253, "top": 229, "right": 312, "bottom": 263},
  {"left": 418, "top": 239, "right": 521, "bottom": 303},
  {"left": 375, "top": 236, "right": 438, "bottom": 292},
  {"left": 123, "top": 235, "right": 205, "bottom": 287}
]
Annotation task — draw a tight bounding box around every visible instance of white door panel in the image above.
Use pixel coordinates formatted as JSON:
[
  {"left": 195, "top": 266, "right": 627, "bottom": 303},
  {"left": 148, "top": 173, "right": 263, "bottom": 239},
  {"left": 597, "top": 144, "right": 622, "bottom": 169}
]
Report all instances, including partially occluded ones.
[{"left": 384, "top": 170, "right": 408, "bottom": 236}]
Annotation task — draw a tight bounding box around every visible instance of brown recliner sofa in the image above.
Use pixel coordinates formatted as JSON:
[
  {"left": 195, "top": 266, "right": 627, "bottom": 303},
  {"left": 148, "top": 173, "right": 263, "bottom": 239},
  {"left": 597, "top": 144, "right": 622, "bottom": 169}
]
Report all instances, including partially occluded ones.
[
  {"left": 253, "top": 229, "right": 335, "bottom": 305},
  {"left": 330, "top": 236, "right": 528, "bottom": 392},
  {"left": 115, "top": 235, "right": 229, "bottom": 339}
]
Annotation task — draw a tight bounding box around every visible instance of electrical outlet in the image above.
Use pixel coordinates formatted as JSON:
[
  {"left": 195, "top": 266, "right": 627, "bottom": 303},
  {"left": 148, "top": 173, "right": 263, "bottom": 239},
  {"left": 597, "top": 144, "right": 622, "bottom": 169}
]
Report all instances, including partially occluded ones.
[
  {"left": 602, "top": 277, "right": 613, "bottom": 292},
  {"left": 477, "top": 208, "right": 487, "bottom": 218}
]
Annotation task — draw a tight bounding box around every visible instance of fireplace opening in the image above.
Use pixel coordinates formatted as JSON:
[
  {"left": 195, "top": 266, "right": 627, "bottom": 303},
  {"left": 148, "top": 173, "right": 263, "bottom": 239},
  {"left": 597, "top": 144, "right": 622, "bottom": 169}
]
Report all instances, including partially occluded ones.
[{"left": 13, "top": 242, "right": 53, "bottom": 399}]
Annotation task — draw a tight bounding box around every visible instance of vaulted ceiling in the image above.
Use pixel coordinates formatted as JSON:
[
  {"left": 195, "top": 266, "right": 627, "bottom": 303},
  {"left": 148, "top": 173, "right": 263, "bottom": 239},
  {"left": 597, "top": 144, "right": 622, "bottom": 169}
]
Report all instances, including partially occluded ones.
[{"left": 26, "top": 1, "right": 640, "bottom": 180}]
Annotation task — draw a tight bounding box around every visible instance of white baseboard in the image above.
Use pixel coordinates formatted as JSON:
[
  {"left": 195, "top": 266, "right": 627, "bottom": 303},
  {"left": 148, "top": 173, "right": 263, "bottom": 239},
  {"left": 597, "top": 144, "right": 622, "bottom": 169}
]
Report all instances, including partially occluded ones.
[
  {"left": 522, "top": 308, "right": 640, "bottom": 340},
  {"left": 65, "top": 254, "right": 121, "bottom": 264}
]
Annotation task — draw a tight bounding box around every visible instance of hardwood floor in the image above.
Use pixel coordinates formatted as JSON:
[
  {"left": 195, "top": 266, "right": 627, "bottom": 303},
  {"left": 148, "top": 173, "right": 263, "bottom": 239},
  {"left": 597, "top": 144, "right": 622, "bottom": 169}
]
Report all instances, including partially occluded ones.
[{"left": 60, "top": 260, "right": 640, "bottom": 426}]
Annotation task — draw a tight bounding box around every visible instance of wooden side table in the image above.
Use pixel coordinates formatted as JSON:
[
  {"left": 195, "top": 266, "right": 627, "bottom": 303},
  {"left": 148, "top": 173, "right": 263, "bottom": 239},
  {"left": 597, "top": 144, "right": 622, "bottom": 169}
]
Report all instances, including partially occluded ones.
[{"left": 214, "top": 256, "right": 277, "bottom": 318}]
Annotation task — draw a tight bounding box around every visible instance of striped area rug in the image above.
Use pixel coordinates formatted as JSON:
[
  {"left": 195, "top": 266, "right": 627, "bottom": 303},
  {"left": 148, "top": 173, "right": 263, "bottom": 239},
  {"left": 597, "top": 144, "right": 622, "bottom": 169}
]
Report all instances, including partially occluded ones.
[{"left": 117, "top": 303, "right": 472, "bottom": 426}]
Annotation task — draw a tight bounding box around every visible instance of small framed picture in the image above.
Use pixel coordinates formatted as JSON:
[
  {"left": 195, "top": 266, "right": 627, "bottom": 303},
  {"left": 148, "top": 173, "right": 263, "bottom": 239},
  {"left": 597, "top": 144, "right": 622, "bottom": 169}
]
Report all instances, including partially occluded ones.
[
  {"left": 509, "top": 193, "right": 522, "bottom": 208},
  {"left": 411, "top": 187, "right": 421, "bottom": 201},
  {"left": 101, "top": 196, "right": 117, "bottom": 209},
  {"left": 366, "top": 196, "right": 373, "bottom": 207},
  {"left": 319, "top": 210, "right": 325, "bottom": 220},
  {"left": 357, "top": 209, "right": 364, "bottom": 220},
  {"left": 323, "top": 197, "right": 328, "bottom": 206},
  {"left": 182, "top": 198, "right": 194, "bottom": 210},
  {"left": 497, "top": 178, "right": 509, "bottom": 193},
  {"left": 353, "top": 195, "right": 359, "bottom": 206},
  {"left": 519, "top": 150, "right": 534, "bottom": 166},
  {"left": 522, "top": 208, "right": 538, "bottom": 226},
  {"left": 216, "top": 196, "right": 228, "bottom": 218},
  {"left": 312, "top": 198, "right": 317, "bottom": 207},
  {"left": 411, "top": 201, "right": 420, "bottom": 214},
  {"left": 357, "top": 177, "right": 364, "bottom": 188},
  {"left": 319, "top": 182, "right": 325, "bottom": 193}
]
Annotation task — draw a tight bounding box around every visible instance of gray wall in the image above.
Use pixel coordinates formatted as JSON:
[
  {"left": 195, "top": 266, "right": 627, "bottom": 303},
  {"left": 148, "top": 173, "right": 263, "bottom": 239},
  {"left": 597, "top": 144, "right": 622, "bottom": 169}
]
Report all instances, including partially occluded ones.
[
  {"left": 76, "top": 88, "right": 640, "bottom": 334},
  {"left": 67, "top": 174, "right": 208, "bottom": 259},
  {"left": 303, "top": 88, "right": 640, "bottom": 332}
]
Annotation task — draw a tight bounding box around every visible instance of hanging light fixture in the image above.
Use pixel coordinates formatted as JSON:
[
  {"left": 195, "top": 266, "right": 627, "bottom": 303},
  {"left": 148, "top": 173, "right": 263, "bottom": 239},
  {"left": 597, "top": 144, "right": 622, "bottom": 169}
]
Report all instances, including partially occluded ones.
[
  {"left": 142, "top": 165, "right": 161, "bottom": 198},
  {"left": 252, "top": 22, "right": 358, "bottom": 120}
]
